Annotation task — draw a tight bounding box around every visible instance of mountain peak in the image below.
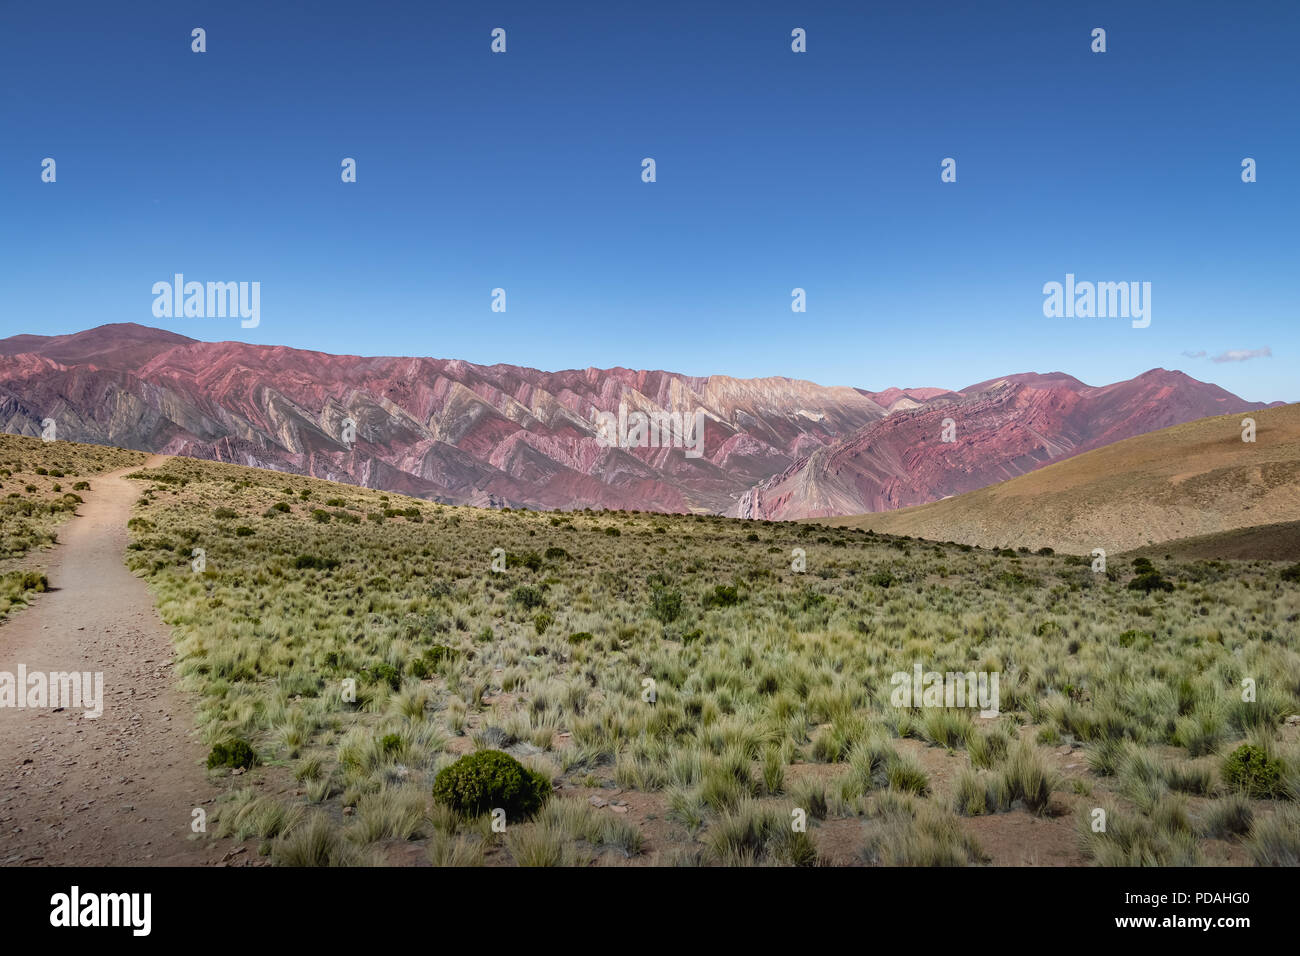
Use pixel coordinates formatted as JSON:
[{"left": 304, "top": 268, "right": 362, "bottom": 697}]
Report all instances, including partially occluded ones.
[
  {"left": 960, "top": 371, "right": 1089, "bottom": 394},
  {"left": 0, "top": 323, "right": 196, "bottom": 369}
]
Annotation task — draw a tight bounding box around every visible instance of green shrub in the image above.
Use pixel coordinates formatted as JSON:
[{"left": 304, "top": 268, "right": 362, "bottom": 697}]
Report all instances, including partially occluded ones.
[
  {"left": 650, "top": 586, "right": 682, "bottom": 624},
  {"left": 16, "top": 571, "right": 48, "bottom": 593},
  {"left": 800, "top": 590, "right": 826, "bottom": 611},
  {"left": 996, "top": 569, "right": 1037, "bottom": 588},
  {"left": 425, "top": 645, "right": 459, "bottom": 666},
  {"left": 431, "top": 750, "right": 551, "bottom": 819},
  {"left": 294, "top": 554, "right": 341, "bottom": 571},
  {"left": 511, "top": 585, "right": 545, "bottom": 610},
  {"left": 367, "top": 662, "right": 402, "bottom": 690},
  {"left": 1117, "top": 629, "right": 1152, "bottom": 648},
  {"left": 1281, "top": 563, "right": 1300, "bottom": 583},
  {"left": 1221, "top": 744, "right": 1286, "bottom": 798},
  {"left": 1128, "top": 571, "right": 1173, "bottom": 593},
  {"left": 207, "top": 739, "right": 258, "bottom": 770},
  {"left": 508, "top": 551, "right": 543, "bottom": 572},
  {"left": 702, "top": 584, "right": 740, "bottom": 608},
  {"left": 411, "top": 644, "right": 460, "bottom": 678}
]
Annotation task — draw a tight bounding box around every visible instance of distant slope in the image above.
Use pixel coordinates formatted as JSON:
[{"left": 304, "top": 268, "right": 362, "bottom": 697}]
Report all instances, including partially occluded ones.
[
  {"left": 1124, "top": 520, "right": 1300, "bottom": 562},
  {"left": 734, "top": 370, "right": 1273, "bottom": 520},
  {"left": 813, "top": 404, "right": 1300, "bottom": 555}
]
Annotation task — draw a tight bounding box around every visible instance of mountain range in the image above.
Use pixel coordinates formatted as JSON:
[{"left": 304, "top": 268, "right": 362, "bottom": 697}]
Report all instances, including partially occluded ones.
[
  {"left": 0, "top": 324, "right": 1279, "bottom": 518},
  {"left": 817, "top": 403, "right": 1300, "bottom": 555}
]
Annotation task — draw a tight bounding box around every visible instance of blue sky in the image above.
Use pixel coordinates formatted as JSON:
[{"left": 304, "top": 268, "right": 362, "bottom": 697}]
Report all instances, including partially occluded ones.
[{"left": 1, "top": 0, "right": 1296, "bottom": 402}]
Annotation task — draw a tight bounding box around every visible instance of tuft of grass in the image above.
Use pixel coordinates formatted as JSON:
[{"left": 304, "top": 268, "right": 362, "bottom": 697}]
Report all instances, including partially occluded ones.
[
  {"left": 703, "top": 800, "right": 820, "bottom": 866},
  {"left": 1000, "top": 741, "right": 1055, "bottom": 814},
  {"left": 885, "top": 753, "right": 931, "bottom": 796},
  {"left": 426, "top": 831, "right": 486, "bottom": 866},
  {"left": 1077, "top": 803, "right": 1203, "bottom": 866},
  {"left": 1199, "top": 795, "right": 1254, "bottom": 840},
  {"left": 1244, "top": 805, "right": 1300, "bottom": 866},
  {"left": 866, "top": 798, "right": 986, "bottom": 866},
  {"left": 272, "top": 813, "right": 367, "bottom": 866},
  {"left": 953, "top": 768, "right": 1010, "bottom": 816}
]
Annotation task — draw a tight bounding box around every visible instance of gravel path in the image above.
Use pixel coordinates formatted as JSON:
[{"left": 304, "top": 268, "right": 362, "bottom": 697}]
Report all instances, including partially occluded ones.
[{"left": 0, "top": 455, "right": 219, "bottom": 865}]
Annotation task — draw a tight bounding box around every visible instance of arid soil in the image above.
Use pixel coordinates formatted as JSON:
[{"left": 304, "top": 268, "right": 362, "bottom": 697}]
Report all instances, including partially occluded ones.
[{"left": 0, "top": 456, "right": 219, "bottom": 865}]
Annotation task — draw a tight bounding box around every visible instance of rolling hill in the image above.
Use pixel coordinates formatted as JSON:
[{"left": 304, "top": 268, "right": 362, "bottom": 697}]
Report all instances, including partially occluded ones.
[{"left": 813, "top": 403, "right": 1300, "bottom": 555}]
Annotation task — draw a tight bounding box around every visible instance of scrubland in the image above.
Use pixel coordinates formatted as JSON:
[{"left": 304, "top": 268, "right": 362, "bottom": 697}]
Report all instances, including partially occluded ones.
[{"left": 109, "top": 452, "right": 1300, "bottom": 866}]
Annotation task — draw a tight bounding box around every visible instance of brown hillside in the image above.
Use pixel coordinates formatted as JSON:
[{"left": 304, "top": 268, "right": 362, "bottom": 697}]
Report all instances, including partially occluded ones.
[
  {"left": 813, "top": 404, "right": 1300, "bottom": 555},
  {"left": 1124, "top": 520, "right": 1300, "bottom": 562}
]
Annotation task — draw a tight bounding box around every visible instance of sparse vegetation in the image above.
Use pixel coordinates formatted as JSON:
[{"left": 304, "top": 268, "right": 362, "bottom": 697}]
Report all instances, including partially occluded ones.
[
  {"left": 0, "top": 434, "right": 145, "bottom": 560},
  {"left": 96, "top": 451, "right": 1299, "bottom": 866}
]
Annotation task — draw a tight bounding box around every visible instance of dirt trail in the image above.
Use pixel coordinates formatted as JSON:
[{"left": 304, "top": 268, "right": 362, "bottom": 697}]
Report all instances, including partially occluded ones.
[{"left": 0, "top": 455, "right": 219, "bottom": 865}]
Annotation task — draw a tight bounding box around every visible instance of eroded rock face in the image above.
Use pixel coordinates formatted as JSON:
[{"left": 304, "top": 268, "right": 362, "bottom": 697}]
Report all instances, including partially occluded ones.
[
  {"left": 0, "top": 325, "right": 1271, "bottom": 518},
  {"left": 0, "top": 324, "right": 883, "bottom": 513},
  {"left": 732, "top": 371, "right": 1272, "bottom": 520}
]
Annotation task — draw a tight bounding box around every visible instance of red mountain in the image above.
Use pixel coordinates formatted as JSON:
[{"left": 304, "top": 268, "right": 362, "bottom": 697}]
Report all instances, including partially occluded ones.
[
  {"left": 0, "top": 324, "right": 883, "bottom": 513},
  {"left": 732, "top": 370, "right": 1274, "bottom": 519},
  {"left": 0, "top": 324, "right": 1273, "bottom": 517}
]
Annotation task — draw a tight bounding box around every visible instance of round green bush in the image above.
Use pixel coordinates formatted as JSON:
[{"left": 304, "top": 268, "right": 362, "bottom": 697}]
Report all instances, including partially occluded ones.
[
  {"left": 510, "top": 585, "right": 545, "bottom": 609},
  {"left": 432, "top": 750, "right": 551, "bottom": 819},
  {"left": 207, "top": 739, "right": 257, "bottom": 770},
  {"left": 1222, "top": 744, "right": 1285, "bottom": 798},
  {"left": 1127, "top": 571, "right": 1173, "bottom": 593}
]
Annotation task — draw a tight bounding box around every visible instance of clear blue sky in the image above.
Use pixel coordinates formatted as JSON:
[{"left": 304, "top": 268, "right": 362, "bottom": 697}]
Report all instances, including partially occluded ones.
[{"left": 1, "top": 0, "right": 1296, "bottom": 402}]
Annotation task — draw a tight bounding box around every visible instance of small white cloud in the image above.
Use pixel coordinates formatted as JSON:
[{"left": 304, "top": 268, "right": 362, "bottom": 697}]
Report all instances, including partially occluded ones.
[
  {"left": 1181, "top": 350, "right": 1207, "bottom": 359},
  {"left": 1211, "top": 347, "right": 1272, "bottom": 363}
]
